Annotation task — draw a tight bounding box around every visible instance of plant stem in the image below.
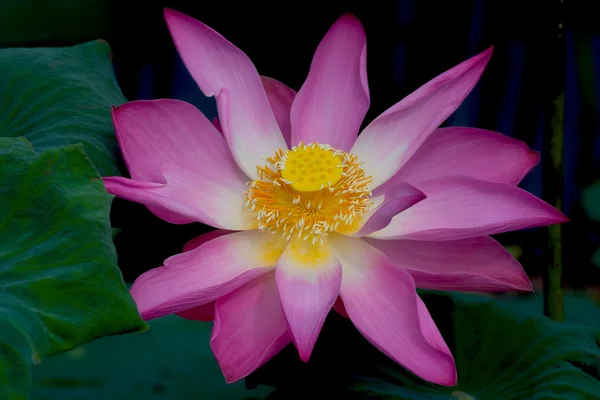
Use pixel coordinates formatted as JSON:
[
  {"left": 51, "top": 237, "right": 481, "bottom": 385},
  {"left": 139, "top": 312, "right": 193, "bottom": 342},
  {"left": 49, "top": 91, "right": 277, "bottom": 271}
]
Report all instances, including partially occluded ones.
[{"left": 542, "top": 2, "right": 565, "bottom": 321}]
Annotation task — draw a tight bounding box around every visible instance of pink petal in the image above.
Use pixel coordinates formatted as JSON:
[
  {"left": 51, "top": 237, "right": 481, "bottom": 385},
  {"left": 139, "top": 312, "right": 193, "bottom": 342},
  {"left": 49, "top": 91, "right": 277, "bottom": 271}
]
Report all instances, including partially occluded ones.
[
  {"left": 333, "top": 297, "right": 349, "bottom": 319},
  {"left": 329, "top": 235, "right": 456, "bottom": 386},
  {"left": 164, "top": 9, "right": 287, "bottom": 178},
  {"left": 130, "top": 230, "right": 285, "bottom": 320},
  {"left": 353, "top": 182, "right": 425, "bottom": 236},
  {"left": 112, "top": 99, "right": 242, "bottom": 182},
  {"left": 182, "top": 229, "right": 233, "bottom": 252},
  {"left": 261, "top": 76, "right": 296, "bottom": 147},
  {"left": 211, "top": 76, "right": 296, "bottom": 143},
  {"left": 352, "top": 48, "right": 493, "bottom": 190},
  {"left": 374, "top": 127, "right": 540, "bottom": 195},
  {"left": 366, "top": 236, "right": 532, "bottom": 292},
  {"left": 415, "top": 296, "right": 452, "bottom": 356},
  {"left": 370, "top": 176, "right": 568, "bottom": 241},
  {"left": 103, "top": 162, "right": 255, "bottom": 230},
  {"left": 176, "top": 229, "right": 235, "bottom": 321},
  {"left": 211, "top": 117, "right": 223, "bottom": 134},
  {"left": 108, "top": 99, "right": 250, "bottom": 225},
  {"left": 275, "top": 240, "right": 342, "bottom": 361},
  {"left": 211, "top": 271, "right": 292, "bottom": 383},
  {"left": 177, "top": 303, "right": 215, "bottom": 321},
  {"left": 290, "top": 13, "right": 369, "bottom": 151}
]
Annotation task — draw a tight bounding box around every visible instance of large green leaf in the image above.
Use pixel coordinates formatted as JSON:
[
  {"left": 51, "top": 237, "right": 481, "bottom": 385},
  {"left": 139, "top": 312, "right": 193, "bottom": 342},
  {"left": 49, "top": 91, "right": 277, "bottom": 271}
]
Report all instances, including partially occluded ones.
[
  {"left": 0, "top": 40, "right": 126, "bottom": 176},
  {"left": 249, "top": 292, "right": 600, "bottom": 399},
  {"left": 582, "top": 180, "right": 600, "bottom": 268},
  {"left": 31, "top": 315, "right": 271, "bottom": 400},
  {"left": 0, "top": 138, "right": 146, "bottom": 400}
]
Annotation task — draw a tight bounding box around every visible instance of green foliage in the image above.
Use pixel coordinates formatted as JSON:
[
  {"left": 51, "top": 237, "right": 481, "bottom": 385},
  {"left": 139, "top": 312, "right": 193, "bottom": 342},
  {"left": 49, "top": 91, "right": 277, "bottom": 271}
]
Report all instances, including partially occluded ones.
[
  {"left": 249, "top": 292, "right": 600, "bottom": 399},
  {"left": 31, "top": 315, "right": 271, "bottom": 400},
  {"left": 0, "top": 40, "right": 126, "bottom": 176},
  {"left": 582, "top": 180, "right": 600, "bottom": 267},
  {"left": 0, "top": 138, "right": 146, "bottom": 400},
  {"left": 583, "top": 181, "right": 600, "bottom": 223}
]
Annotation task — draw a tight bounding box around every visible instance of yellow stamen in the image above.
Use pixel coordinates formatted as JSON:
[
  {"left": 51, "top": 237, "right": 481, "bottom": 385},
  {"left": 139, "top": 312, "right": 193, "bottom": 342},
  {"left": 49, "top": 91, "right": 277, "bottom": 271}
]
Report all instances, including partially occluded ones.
[
  {"left": 245, "top": 142, "right": 373, "bottom": 245},
  {"left": 280, "top": 144, "right": 344, "bottom": 191}
]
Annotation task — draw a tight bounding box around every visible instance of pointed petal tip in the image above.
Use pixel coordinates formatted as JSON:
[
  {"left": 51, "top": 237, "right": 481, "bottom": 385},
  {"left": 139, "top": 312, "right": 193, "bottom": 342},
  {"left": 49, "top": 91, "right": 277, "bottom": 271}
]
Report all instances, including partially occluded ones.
[
  {"left": 553, "top": 210, "right": 570, "bottom": 224},
  {"left": 478, "top": 46, "right": 494, "bottom": 62},
  {"left": 163, "top": 7, "right": 178, "bottom": 17},
  {"left": 438, "top": 368, "right": 458, "bottom": 387},
  {"left": 333, "top": 12, "right": 365, "bottom": 32},
  {"left": 529, "top": 149, "right": 541, "bottom": 163},
  {"left": 298, "top": 349, "right": 312, "bottom": 363}
]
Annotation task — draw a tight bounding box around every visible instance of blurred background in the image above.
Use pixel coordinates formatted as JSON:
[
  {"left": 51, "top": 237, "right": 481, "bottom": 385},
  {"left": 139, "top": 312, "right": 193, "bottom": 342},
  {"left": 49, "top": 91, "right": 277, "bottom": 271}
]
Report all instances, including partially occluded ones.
[{"left": 2, "top": 0, "right": 599, "bottom": 399}]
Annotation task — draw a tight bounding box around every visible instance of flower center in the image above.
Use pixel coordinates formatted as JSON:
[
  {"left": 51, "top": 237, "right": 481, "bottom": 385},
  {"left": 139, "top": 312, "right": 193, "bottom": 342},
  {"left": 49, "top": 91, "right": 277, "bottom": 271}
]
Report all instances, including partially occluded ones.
[{"left": 245, "top": 142, "right": 373, "bottom": 245}]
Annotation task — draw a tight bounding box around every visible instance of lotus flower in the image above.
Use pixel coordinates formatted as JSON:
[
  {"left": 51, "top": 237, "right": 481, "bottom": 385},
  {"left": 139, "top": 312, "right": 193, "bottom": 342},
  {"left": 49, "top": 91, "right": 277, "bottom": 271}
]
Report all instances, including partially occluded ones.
[{"left": 104, "top": 9, "right": 568, "bottom": 386}]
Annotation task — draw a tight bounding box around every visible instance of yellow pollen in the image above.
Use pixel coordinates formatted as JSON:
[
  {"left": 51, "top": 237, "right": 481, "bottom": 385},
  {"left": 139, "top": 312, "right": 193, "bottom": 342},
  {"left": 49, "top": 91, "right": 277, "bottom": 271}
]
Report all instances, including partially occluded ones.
[
  {"left": 245, "top": 142, "right": 373, "bottom": 245},
  {"left": 280, "top": 145, "right": 343, "bottom": 191}
]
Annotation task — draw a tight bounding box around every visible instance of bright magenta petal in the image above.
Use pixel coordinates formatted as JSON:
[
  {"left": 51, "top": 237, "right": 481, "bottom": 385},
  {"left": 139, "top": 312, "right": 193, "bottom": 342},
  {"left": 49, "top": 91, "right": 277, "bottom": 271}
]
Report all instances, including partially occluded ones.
[
  {"left": 164, "top": 9, "right": 287, "bottom": 178},
  {"left": 211, "top": 271, "right": 291, "bottom": 383},
  {"left": 352, "top": 182, "right": 426, "bottom": 236},
  {"left": 374, "top": 127, "right": 540, "bottom": 195},
  {"left": 370, "top": 176, "right": 568, "bottom": 241},
  {"left": 103, "top": 162, "right": 255, "bottom": 230},
  {"left": 176, "top": 229, "right": 235, "bottom": 321},
  {"left": 290, "top": 14, "right": 369, "bottom": 151},
  {"left": 182, "top": 229, "right": 233, "bottom": 252},
  {"left": 352, "top": 48, "right": 493, "bottom": 190},
  {"left": 112, "top": 99, "right": 242, "bottom": 182},
  {"left": 366, "top": 236, "right": 532, "bottom": 291},
  {"left": 329, "top": 235, "right": 456, "bottom": 386},
  {"left": 275, "top": 240, "right": 342, "bottom": 361},
  {"left": 211, "top": 117, "right": 223, "bottom": 134},
  {"left": 130, "top": 230, "right": 285, "bottom": 320},
  {"left": 415, "top": 296, "right": 452, "bottom": 356},
  {"left": 333, "top": 297, "right": 349, "bottom": 318},
  {"left": 107, "top": 99, "right": 250, "bottom": 226},
  {"left": 261, "top": 76, "right": 296, "bottom": 147},
  {"left": 177, "top": 303, "right": 215, "bottom": 321}
]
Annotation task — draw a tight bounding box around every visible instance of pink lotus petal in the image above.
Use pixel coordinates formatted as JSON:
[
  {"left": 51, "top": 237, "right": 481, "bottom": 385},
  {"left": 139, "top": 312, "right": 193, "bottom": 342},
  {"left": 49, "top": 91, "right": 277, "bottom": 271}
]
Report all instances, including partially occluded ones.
[
  {"left": 164, "top": 9, "right": 287, "bottom": 178},
  {"left": 290, "top": 13, "right": 369, "bottom": 151},
  {"left": 366, "top": 236, "right": 532, "bottom": 292},
  {"left": 112, "top": 99, "right": 243, "bottom": 182},
  {"left": 353, "top": 182, "right": 426, "bottom": 236},
  {"left": 275, "top": 241, "right": 342, "bottom": 361},
  {"left": 211, "top": 76, "right": 296, "bottom": 144},
  {"left": 370, "top": 176, "right": 568, "bottom": 241},
  {"left": 182, "top": 229, "right": 233, "bottom": 252},
  {"left": 108, "top": 99, "right": 250, "bottom": 226},
  {"left": 103, "top": 178, "right": 199, "bottom": 225},
  {"left": 261, "top": 76, "right": 296, "bottom": 147},
  {"left": 415, "top": 296, "right": 452, "bottom": 356},
  {"left": 211, "top": 271, "right": 292, "bottom": 383},
  {"left": 175, "top": 230, "right": 235, "bottom": 321},
  {"left": 374, "top": 127, "right": 540, "bottom": 195},
  {"left": 130, "top": 230, "right": 285, "bottom": 320},
  {"left": 352, "top": 48, "right": 493, "bottom": 190},
  {"left": 103, "top": 162, "right": 255, "bottom": 230},
  {"left": 211, "top": 117, "right": 223, "bottom": 134},
  {"left": 177, "top": 303, "right": 215, "bottom": 321},
  {"left": 333, "top": 297, "right": 349, "bottom": 319},
  {"left": 329, "top": 235, "right": 456, "bottom": 386}
]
